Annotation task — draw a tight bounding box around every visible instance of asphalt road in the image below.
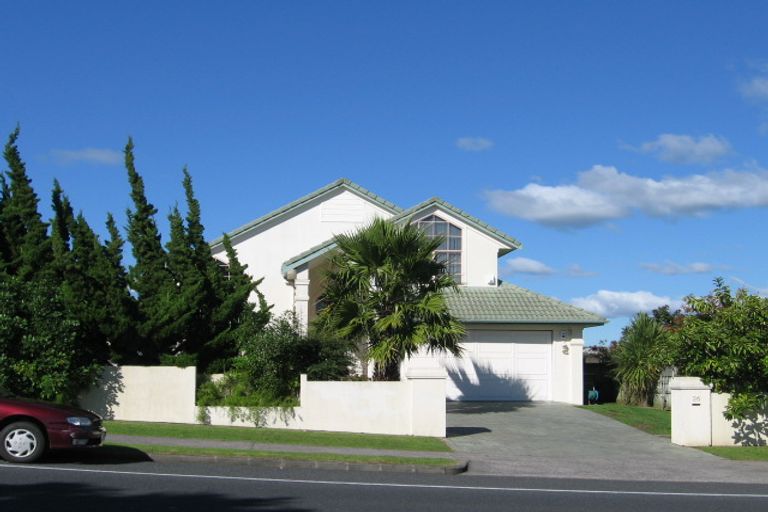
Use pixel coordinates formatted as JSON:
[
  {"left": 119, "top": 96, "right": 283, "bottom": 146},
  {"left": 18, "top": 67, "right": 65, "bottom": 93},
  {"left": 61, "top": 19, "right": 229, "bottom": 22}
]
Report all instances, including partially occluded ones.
[{"left": 2, "top": 458, "right": 768, "bottom": 512}]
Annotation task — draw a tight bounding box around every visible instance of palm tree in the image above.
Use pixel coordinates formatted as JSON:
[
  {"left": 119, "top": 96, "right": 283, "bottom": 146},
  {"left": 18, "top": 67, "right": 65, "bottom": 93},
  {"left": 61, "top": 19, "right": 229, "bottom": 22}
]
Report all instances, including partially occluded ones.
[
  {"left": 315, "top": 217, "right": 464, "bottom": 381},
  {"left": 612, "top": 312, "right": 672, "bottom": 406}
]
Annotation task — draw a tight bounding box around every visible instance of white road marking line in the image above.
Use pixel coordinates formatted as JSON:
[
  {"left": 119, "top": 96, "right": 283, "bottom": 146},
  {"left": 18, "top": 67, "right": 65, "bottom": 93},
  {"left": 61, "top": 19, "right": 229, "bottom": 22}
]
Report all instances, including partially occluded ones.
[{"left": 1, "top": 464, "right": 767, "bottom": 499}]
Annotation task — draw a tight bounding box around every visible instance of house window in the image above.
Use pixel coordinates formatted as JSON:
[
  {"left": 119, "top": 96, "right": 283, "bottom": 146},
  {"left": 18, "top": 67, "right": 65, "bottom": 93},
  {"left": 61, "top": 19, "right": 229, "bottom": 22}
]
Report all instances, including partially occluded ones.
[{"left": 415, "top": 214, "right": 462, "bottom": 282}]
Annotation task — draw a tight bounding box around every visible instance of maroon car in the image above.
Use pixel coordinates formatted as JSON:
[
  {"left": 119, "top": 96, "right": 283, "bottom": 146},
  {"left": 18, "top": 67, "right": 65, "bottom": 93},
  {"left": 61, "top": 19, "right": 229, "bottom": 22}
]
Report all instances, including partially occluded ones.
[{"left": 0, "top": 390, "right": 106, "bottom": 463}]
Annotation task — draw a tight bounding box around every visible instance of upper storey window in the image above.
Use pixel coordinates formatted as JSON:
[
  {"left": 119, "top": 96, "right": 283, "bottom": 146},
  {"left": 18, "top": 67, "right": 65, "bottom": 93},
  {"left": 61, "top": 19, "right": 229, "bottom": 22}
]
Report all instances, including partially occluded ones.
[{"left": 415, "top": 214, "right": 462, "bottom": 283}]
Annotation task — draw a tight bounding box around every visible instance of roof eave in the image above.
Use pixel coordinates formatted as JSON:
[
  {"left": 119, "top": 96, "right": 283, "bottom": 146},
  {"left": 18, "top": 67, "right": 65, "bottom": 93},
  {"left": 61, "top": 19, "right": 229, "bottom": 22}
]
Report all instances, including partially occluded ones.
[{"left": 457, "top": 319, "right": 606, "bottom": 327}]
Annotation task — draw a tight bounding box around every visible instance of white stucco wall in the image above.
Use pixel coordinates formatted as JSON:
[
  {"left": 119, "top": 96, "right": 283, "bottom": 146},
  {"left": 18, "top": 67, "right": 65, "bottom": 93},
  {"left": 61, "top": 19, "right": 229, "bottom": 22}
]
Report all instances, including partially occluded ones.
[
  {"left": 551, "top": 327, "right": 584, "bottom": 405},
  {"left": 82, "top": 366, "right": 447, "bottom": 437},
  {"left": 464, "top": 226, "right": 505, "bottom": 286},
  {"left": 79, "top": 366, "right": 197, "bottom": 424},
  {"left": 201, "top": 372, "right": 447, "bottom": 436},
  {"left": 211, "top": 189, "right": 393, "bottom": 315},
  {"left": 671, "top": 377, "right": 768, "bottom": 446}
]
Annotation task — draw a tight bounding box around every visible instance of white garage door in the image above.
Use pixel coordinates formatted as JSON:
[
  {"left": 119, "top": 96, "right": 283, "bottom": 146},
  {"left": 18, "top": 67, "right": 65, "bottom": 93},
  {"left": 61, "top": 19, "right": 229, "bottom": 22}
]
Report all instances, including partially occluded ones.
[{"left": 440, "top": 330, "right": 552, "bottom": 401}]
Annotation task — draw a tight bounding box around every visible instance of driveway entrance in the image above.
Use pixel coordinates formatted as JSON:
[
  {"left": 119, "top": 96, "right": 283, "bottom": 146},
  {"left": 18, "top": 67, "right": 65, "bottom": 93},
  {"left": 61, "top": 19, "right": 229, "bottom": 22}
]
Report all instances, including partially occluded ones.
[{"left": 446, "top": 402, "right": 768, "bottom": 483}]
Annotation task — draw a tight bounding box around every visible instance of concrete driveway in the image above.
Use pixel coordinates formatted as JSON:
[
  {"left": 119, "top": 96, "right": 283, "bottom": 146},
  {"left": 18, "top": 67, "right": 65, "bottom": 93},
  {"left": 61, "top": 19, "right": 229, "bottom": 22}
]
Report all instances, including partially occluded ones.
[{"left": 446, "top": 402, "right": 768, "bottom": 483}]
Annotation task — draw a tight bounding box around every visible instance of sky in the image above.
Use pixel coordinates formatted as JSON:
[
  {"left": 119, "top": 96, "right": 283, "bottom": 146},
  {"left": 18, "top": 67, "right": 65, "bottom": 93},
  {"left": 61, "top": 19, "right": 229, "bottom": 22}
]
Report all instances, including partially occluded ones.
[{"left": 2, "top": 1, "right": 767, "bottom": 345}]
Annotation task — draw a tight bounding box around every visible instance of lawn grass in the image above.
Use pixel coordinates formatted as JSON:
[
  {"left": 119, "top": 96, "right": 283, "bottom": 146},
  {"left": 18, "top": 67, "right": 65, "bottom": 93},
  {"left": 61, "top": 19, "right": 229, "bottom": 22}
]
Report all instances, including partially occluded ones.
[
  {"left": 698, "top": 446, "right": 768, "bottom": 461},
  {"left": 106, "top": 443, "right": 457, "bottom": 467},
  {"left": 104, "top": 420, "right": 451, "bottom": 452},
  {"left": 579, "top": 403, "right": 671, "bottom": 437}
]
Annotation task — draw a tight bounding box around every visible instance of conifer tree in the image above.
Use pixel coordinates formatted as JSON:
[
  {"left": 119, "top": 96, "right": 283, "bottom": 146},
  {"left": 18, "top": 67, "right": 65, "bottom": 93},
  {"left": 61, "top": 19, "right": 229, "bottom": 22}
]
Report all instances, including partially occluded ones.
[
  {"left": 179, "top": 169, "right": 222, "bottom": 367},
  {"left": 123, "top": 138, "right": 172, "bottom": 361},
  {"left": 100, "top": 213, "right": 140, "bottom": 362},
  {"left": 205, "top": 235, "right": 271, "bottom": 371},
  {"left": 58, "top": 213, "right": 111, "bottom": 364},
  {"left": 0, "top": 175, "right": 10, "bottom": 272},
  {"left": 0, "top": 127, "right": 52, "bottom": 279},
  {"left": 50, "top": 179, "right": 74, "bottom": 279},
  {"left": 182, "top": 168, "right": 212, "bottom": 267},
  {"left": 161, "top": 205, "right": 207, "bottom": 359}
]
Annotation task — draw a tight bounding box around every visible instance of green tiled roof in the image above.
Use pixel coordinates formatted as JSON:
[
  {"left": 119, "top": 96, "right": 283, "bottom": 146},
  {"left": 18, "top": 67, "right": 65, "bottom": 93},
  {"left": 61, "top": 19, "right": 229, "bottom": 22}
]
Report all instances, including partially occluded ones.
[
  {"left": 443, "top": 285, "right": 606, "bottom": 325},
  {"left": 210, "top": 178, "right": 402, "bottom": 247},
  {"left": 392, "top": 197, "right": 522, "bottom": 255}
]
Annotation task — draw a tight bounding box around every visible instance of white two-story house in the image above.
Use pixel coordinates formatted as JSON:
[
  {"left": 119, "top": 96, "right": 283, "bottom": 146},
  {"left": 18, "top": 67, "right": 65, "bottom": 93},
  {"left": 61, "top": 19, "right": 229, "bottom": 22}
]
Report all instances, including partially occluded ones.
[{"left": 211, "top": 179, "right": 604, "bottom": 404}]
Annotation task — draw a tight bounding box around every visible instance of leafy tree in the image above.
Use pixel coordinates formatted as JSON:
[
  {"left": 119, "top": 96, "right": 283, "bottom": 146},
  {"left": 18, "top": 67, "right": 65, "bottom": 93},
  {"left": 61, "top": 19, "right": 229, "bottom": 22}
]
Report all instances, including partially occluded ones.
[
  {"left": 316, "top": 217, "right": 464, "bottom": 381},
  {"left": 0, "top": 277, "right": 100, "bottom": 403},
  {"left": 651, "top": 304, "right": 684, "bottom": 331},
  {"left": 674, "top": 278, "right": 768, "bottom": 419},
  {"left": 612, "top": 312, "right": 672, "bottom": 406},
  {"left": 0, "top": 127, "right": 52, "bottom": 280}
]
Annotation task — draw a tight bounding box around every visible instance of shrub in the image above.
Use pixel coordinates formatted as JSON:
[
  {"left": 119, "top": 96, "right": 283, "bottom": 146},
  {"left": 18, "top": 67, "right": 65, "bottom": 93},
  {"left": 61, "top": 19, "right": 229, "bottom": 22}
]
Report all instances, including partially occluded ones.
[
  {"left": 612, "top": 313, "right": 673, "bottom": 406},
  {"left": 199, "top": 313, "right": 355, "bottom": 406}
]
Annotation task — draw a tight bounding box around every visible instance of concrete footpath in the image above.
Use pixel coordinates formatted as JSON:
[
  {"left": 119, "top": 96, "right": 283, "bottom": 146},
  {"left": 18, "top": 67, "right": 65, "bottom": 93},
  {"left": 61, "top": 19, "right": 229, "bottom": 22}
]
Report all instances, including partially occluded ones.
[{"left": 105, "top": 433, "right": 468, "bottom": 474}]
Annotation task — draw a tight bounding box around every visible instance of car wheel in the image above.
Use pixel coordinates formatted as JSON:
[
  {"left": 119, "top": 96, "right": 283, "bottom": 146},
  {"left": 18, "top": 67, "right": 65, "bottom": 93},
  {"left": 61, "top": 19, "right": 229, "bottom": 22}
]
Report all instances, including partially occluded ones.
[{"left": 0, "top": 422, "right": 46, "bottom": 463}]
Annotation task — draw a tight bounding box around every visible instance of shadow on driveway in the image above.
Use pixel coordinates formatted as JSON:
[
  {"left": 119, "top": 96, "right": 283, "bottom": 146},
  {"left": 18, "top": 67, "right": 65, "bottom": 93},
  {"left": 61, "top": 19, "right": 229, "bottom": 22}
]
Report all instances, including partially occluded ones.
[
  {"left": 446, "top": 401, "right": 534, "bottom": 414},
  {"left": 446, "top": 426, "right": 492, "bottom": 438}
]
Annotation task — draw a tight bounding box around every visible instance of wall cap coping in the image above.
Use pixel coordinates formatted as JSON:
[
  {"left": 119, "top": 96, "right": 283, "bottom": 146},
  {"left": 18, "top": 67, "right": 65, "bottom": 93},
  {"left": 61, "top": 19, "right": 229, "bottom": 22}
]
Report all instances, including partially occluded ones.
[
  {"left": 670, "top": 376, "right": 712, "bottom": 391},
  {"left": 404, "top": 367, "right": 448, "bottom": 380}
]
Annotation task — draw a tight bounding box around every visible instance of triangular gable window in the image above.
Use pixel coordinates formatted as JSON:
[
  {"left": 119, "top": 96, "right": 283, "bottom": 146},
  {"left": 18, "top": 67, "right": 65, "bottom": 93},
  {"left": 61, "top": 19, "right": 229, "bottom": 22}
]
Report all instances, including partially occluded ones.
[{"left": 415, "top": 214, "right": 462, "bottom": 283}]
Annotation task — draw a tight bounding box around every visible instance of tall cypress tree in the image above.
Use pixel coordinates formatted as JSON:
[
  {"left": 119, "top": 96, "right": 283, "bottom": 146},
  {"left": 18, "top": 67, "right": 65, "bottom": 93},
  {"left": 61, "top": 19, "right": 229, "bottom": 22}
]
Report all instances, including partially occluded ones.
[
  {"left": 50, "top": 179, "right": 75, "bottom": 279},
  {"left": 179, "top": 169, "right": 222, "bottom": 368},
  {"left": 0, "top": 127, "right": 52, "bottom": 280},
  {"left": 0, "top": 175, "right": 10, "bottom": 272},
  {"left": 58, "top": 213, "right": 111, "bottom": 364},
  {"left": 206, "top": 234, "right": 271, "bottom": 371},
  {"left": 101, "top": 213, "right": 140, "bottom": 361},
  {"left": 161, "top": 205, "right": 207, "bottom": 360},
  {"left": 182, "top": 168, "right": 212, "bottom": 268},
  {"left": 123, "top": 138, "right": 172, "bottom": 361}
]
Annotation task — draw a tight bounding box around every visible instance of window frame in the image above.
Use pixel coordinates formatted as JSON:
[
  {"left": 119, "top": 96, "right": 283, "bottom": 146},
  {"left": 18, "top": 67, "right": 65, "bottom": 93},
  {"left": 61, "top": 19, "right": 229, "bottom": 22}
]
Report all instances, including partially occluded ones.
[{"left": 415, "top": 214, "right": 463, "bottom": 283}]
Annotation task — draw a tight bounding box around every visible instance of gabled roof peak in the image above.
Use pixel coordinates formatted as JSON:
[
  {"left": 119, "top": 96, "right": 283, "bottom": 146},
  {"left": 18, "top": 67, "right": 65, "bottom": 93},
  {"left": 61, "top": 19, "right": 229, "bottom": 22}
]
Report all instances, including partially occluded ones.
[
  {"left": 393, "top": 197, "right": 522, "bottom": 253},
  {"left": 210, "top": 178, "right": 401, "bottom": 247}
]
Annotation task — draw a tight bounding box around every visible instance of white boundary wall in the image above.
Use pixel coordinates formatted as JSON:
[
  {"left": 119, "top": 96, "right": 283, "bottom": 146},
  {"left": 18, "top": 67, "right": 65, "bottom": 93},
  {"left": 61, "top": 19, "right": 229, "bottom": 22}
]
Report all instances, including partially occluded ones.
[
  {"left": 79, "top": 365, "right": 197, "bottom": 424},
  {"left": 80, "top": 366, "right": 447, "bottom": 437},
  {"left": 202, "top": 369, "right": 447, "bottom": 437},
  {"left": 671, "top": 376, "right": 768, "bottom": 446}
]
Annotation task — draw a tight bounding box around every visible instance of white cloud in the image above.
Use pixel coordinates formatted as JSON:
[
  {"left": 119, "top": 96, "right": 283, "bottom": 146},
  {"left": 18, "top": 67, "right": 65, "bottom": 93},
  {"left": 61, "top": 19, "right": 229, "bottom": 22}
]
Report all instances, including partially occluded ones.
[
  {"left": 456, "top": 137, "right": 494, "bottom": 152},
  {"left": 485, "top": 165, "right": 768, "bottom": 228},
  {"left": 504, "top": 257, "right": 554, "bottom": 275},
  {"left": 485, "top": 180, "right": 626, "bottom": 228},
  {"left": 641, "top": 261, "right": 714, "bottom": 275},
  {"left": 637, "top": 133, "right": 731, "bottom": 164},
  {"left": 740, "top": 77, "right": 768, "bottom": 101},
  {"left": 51, "top": 148, "right": 122, "bottom": 166},
  {"left": 571, "top": 290, "right": 678, "bottom": 318}
]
